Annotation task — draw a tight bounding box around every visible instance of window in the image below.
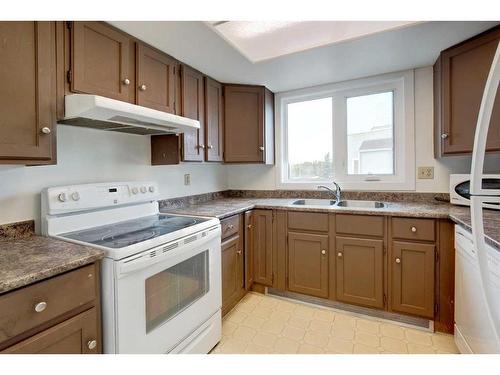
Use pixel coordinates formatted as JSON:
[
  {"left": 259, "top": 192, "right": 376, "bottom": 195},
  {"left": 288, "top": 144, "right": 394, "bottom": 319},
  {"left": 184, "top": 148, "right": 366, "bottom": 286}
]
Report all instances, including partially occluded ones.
[
  {"left": 346, "top": 91, "right": 394, "bottom": 175},
  {"left": 287, "top": 98, "right": 333, "bottom": 180},
  {"left": 278, "top": 71, "right": 415, "bottom": 190}
]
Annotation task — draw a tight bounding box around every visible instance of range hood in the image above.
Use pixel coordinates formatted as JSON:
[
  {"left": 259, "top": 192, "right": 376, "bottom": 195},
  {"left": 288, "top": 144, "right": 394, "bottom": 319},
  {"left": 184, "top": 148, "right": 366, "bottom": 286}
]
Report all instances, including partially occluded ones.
[{"left": 59, "top": 94, "right": 200, "bottom": 135}]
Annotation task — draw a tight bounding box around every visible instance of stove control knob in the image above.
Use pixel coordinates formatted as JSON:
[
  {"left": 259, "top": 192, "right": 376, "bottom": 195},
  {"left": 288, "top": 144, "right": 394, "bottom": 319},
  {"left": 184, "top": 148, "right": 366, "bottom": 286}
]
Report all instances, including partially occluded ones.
[
  {"left": 71, "top": 192, "right": 80, "bottom": 201},
  {"left": 132, "top": 187, "right": 139, "bottom": 195},
  {"left": 58, "top": 193, "right": 67, "bottom": 202},
  {"left": 140, "top": 186, "right": 147, "bottom": 193},
  {"left": 148, "top": 186, "right": 155, "bottom": 193}
]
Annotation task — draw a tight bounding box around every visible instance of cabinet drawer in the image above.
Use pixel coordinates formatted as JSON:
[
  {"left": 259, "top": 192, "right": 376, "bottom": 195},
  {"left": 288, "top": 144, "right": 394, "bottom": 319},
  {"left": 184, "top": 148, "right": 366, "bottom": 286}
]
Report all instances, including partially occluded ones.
[
  {"left": 0, "top": 264, "right": 97, "bottom": 346},
  {"left": 335, "top": 214, "right": 384, "bottom": 237},
  {"left": 221, "top": 214, "right": 241, "bottom": 240},
  {"left": 287, "top": 211, "right": 329, "bottom": 232},
  {"left": 2, "top": 307, "right": 99, "bottom": 354},
  {"left": 391, "top": 217, "right": 435, "bottom": 242}
]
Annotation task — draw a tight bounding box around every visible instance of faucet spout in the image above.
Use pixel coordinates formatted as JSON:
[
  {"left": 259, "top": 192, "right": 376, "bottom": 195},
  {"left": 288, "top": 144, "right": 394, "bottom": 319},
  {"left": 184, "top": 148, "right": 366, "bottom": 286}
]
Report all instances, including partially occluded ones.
[{"left": 317, "top": 181, "right": 342, "bottom": 204}]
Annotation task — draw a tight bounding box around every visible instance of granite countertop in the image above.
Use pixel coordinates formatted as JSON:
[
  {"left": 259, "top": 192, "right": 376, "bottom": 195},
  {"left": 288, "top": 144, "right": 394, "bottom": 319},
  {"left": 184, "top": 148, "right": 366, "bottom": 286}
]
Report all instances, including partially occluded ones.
[
  {"left": 0, "top": 235, "right": 104, "bottom": 294},
  {"left": 162, "top": 197, "right": 500, "bottom": 250}
]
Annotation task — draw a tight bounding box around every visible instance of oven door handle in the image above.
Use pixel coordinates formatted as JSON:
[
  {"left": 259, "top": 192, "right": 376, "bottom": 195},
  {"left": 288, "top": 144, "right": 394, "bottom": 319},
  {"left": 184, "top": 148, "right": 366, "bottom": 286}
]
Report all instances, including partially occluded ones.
[{"left": 118, "top": 254, "right": 157, "bottom": 276}]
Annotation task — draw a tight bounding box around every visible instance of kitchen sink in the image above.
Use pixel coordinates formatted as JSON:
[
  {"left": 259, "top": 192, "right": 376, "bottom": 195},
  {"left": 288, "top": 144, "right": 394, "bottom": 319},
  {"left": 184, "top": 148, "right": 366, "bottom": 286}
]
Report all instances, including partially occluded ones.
[
  {"left": 336, "top": 200, "right": 385, "bottom": 208},
  {"left": 292, "top": 199, "right": 336, "bottom": 206}
]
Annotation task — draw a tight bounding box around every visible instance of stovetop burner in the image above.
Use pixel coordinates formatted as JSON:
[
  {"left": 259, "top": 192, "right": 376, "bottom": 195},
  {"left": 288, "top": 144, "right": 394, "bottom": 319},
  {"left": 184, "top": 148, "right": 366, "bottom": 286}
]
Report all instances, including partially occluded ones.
[{"left": 60, "top": 214, "right": 209, "bottom": 249}]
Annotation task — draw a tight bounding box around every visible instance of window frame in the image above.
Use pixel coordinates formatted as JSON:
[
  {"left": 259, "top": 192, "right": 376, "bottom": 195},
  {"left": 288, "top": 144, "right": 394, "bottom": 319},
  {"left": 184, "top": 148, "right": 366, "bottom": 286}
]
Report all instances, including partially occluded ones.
[{"left": 276, "top": 70, "right": 415, "bottom": 191}]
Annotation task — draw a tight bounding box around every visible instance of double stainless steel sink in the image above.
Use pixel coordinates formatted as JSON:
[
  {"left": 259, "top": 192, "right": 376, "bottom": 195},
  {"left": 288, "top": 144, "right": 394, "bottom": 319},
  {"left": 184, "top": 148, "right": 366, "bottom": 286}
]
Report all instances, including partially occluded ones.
[{"left": 292, "top": 199, "right": 385, "bottom": 208}]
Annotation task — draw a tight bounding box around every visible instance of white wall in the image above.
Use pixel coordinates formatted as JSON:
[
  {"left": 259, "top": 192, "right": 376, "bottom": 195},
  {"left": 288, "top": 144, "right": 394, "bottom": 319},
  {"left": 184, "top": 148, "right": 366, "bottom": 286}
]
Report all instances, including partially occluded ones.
[
  {"left": 227, "top": 66, "right": 500, "bottom": 193},
  {"left": 0, "top": 126, "right": 228, "bottom": 226}
]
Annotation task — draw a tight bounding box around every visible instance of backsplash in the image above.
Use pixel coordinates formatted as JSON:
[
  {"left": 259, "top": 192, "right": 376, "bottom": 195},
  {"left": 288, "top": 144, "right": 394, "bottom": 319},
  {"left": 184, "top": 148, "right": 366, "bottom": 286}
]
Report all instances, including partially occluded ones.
[
  {"left": 0, "top": 220, "right": 35, "bottom": 240},
  {"left": 159, "top": 189, "right": 450, "bottom": 209}
]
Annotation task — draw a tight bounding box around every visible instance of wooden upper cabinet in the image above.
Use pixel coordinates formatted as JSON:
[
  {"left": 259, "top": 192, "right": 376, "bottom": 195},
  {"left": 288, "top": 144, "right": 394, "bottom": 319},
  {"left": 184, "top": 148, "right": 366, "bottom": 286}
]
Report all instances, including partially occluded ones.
[
  {"left": 204, "top": 77, "right": 224, "bottom": 162},
  {"left": 71, "top": 22, "right": 133, "bottom": 102},
  {"left": 252, "top": 210, "right": 274, "bottom": 286},
  {"left": 390, "top": 241, "right": 435, "bottom": 318},
  {"left": 0, "top": 22, "right": 56, "bottom": 164},
  {"left": 288, "top": 232, "right": 329, "bottom": 298},
  {"left": 336, "top": 236, "right": 385, "bottom": 309},
  {"left": 136, "top": 43, "right": 177, "bottom": 113},
  {"left": 224, "top": 85, "right": 274, "bottom": 164},
  {"left": 179, "top": 65, "right": 205, "bottom": 161},
  {"left": 434, "top": 26, "right": 500, "bottom": 156}
]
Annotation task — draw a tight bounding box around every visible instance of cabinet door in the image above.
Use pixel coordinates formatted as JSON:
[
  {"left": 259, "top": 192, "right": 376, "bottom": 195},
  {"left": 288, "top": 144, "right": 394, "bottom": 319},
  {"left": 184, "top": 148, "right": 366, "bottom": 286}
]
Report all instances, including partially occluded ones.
[
  {"left": 72, "top": 22, "right": 132, "bottom": 102},
  {"left": 2, "top": 308, "right": 99, "bottom": 354},
  {"left": 224, "top": 85, "right": 264, "bottom": 163},
  {"left": 136, "top": 43, "right": 177, "bottom": 113},
  {"left": 252, "top": 210, "right": 274, "bottom": 286},
  {"left": 336, "top": 236, "right": 384, "bottom": 309},
  {"left": 221, "top": 235, "right": 244, "bottom": 316},
  {"left": 288, "top": 232, "right": 329, "bottom": 298},
  {"left": 391, "top": 241, "right": 435, "bottom": 318},
  {"left": 0, "top": 22, "right": 55, "bottom": 162},
  {"left": 438, "top": 27, "right": 500, "bottom": 154},
  {"left": 244, "top": 211, "right": 255, "bottom": 290},
  {"left": 180, "top": 65, "right": 205, "bottom": 161},
  {"left": 204, "top": 77, "right": 224, "bottom": 162}
]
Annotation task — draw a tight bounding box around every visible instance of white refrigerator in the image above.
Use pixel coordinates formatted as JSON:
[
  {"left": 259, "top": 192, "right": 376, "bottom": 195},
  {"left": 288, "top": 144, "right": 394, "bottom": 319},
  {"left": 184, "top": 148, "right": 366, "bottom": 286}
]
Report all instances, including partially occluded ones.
[{"left": 454, "top": 41, "right": 500, "bottom": 353}]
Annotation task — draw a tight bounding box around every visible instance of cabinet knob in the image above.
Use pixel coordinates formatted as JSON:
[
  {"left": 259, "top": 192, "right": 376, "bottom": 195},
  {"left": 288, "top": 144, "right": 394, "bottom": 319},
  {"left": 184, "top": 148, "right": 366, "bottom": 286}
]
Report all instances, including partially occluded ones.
[
  {"left": 34, "top": 301, "right": 47, "bottom": 313},
  {"left": 321, "top": 250, "right": 326, "bottom": 255},
  {"left": 236, "top": 250, "right": 242, "bottom": 255},
  {"left": 207, "top": 145, "right": 213, "bottom": 149},
  {"left": 87, "top": 340, "right": 97, "bottom": 350},
  {"left": 123, "top": 78, "right": 131, "bottom": 85},
  {"left": 139, "top": 84, "right": 147, "bottom": 91},
  {"left": 198, "top": 144, "right": 205, "bottom": 149},
  {"left": 411, "top": 226, "right": 417, "bottom": 233},
  {"left": 441, "top": 133, "right": 448, "bottom": 139},
  {"left": 40, "top": 127, "right": 51, "bottom": 135},
  {"left": 395, "top": 257, "right": 401, "bottom": 264},
  {"left": 337, "top": 252, "right": 343, "bottom": 258},
  {"left": 247, "top": 224, "right": 252, "bottom": 229},
  {"left": 259, "top": 146, "right": 265, "bottom": 151}
]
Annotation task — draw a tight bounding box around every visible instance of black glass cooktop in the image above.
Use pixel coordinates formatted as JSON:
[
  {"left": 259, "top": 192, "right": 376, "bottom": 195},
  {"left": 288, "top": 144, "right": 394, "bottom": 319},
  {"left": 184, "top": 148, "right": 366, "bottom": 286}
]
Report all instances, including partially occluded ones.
[{"left": 61, "top": 214, "right": 209, "bottom": 249}]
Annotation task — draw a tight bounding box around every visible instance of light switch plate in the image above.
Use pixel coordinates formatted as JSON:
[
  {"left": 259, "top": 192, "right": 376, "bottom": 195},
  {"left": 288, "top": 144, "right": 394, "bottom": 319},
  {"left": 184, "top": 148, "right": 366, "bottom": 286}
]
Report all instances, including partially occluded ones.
[
  {"left": 184, "top": 173, "right": 191, "bottom": 186},
  {"left": 418, "top": 166, "right": 434, "bottom": 179}
]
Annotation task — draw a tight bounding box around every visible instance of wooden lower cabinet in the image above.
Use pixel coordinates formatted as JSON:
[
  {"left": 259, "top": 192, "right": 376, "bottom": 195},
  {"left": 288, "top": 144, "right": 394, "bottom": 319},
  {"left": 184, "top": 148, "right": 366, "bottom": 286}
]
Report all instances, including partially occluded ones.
[
  {"left": 244, "top": 211, "right": 254, "bottom": 290},
  {"left": 2, "top": 308, "right": 99, "bottom": 354},
  {"left": 390, "top": 241, "right": 435, "bottom": 318},
  {"left": 221, "top": 235, "right": 245, "bottom": 316},
  {"left": 335, "top": 236, "right": 385, "bottom": 309},
  {"left": 252, "top": 210, "right": 274, "bottom": 286},
  {"left": 287, "top": 232, "right": 329, "bottom": 298}
]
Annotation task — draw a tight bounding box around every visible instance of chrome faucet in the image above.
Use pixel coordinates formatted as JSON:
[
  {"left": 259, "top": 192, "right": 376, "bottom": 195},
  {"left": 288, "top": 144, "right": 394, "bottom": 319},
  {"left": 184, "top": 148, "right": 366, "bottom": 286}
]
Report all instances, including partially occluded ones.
[{"left": 317, "top": 182, "right": 342, "bottom": 204}]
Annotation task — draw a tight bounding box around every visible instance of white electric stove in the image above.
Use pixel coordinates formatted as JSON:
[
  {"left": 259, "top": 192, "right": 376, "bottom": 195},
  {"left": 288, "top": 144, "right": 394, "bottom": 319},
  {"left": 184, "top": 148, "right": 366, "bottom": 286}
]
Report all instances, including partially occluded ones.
[{"left": 41, "top": 182, "right": 222, "bottom": 354}]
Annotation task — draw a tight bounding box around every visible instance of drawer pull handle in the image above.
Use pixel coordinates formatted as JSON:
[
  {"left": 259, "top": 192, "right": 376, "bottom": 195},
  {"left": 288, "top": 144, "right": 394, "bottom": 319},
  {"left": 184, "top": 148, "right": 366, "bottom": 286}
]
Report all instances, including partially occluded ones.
[
  {"left": 395, "top": 257, "right": 401, "bottom": 264},
  {"left": 34, "top": 301, "right": 47, "bottom": 313},
  {"left": 87, "top": 340, "right": 97, "bottom": 350},
  {"left": 337, "top": 252, "right": 343, "bottom": 258},
  {"left": 411, "top": 226, "right": 417, "bottom": 233},
  {"left": 321, "top": 250, "right": 326, "bottom": 255}
]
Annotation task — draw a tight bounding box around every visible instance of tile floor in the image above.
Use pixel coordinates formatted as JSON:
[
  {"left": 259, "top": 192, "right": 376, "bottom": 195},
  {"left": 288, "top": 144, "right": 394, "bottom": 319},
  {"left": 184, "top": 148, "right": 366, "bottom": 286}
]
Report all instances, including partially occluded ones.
[{"left": 211, "top": 292, "right": 459, "bottom": 354}]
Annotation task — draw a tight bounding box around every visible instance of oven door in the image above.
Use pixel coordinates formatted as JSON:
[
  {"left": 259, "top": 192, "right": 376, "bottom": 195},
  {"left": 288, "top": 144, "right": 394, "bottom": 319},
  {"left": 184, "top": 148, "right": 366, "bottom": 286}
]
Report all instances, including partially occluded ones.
[{"left": 113, "top": 226, "right": 221, "bottom": 353}]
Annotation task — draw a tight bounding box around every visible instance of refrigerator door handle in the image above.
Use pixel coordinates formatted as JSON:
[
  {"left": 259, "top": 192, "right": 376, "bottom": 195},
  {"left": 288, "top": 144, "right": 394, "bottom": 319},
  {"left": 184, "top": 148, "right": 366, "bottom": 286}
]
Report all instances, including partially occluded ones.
[{"left": 470, "top": 41, "right": 500, "bottom": 197}]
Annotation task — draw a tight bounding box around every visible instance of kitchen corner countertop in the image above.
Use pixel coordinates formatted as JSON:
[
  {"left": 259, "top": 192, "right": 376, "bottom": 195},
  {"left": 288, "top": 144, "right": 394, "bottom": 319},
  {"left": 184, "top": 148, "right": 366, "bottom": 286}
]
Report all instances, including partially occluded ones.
[
  {"left": 162, "top": 197, "right": 500, "bottom": 250},
  {"left": 0, "top": 235, "right": 104, "bottom": 295}
]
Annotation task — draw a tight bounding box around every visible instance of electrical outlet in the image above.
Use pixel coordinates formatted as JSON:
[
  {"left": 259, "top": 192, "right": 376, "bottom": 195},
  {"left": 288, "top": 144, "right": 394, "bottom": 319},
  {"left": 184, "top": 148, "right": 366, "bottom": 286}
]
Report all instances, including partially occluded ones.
[
  {"left": 184, "top": 173, "right": 191, "bottom": 186},
  {"left": 418, "top": 166, "right": 434, "bottom": 179}
]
